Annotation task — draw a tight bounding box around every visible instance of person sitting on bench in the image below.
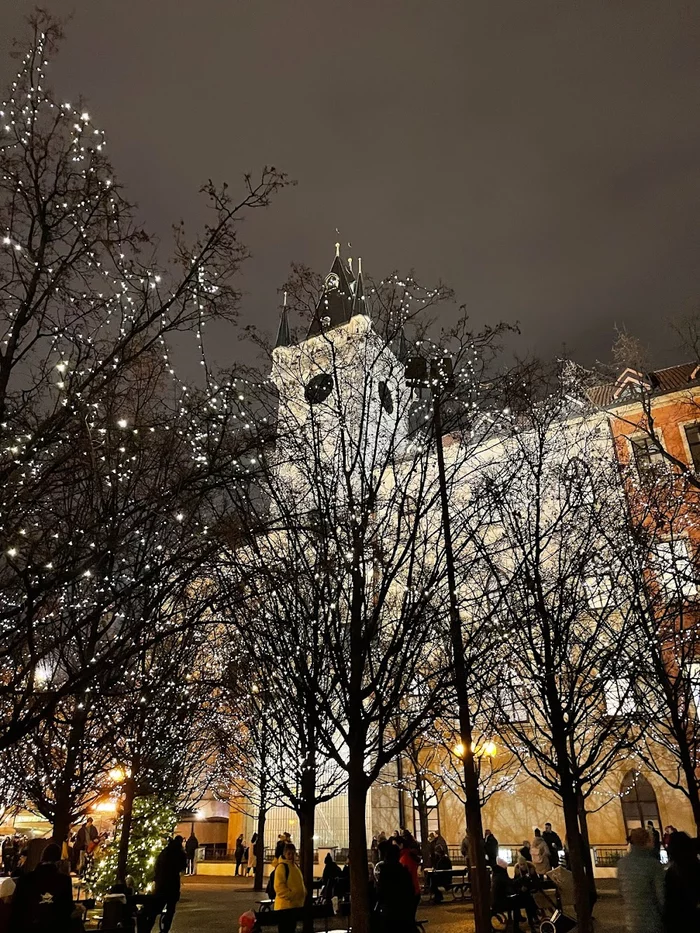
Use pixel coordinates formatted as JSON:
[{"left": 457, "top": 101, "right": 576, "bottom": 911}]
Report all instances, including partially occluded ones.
[{"left": 430, "top": 845, "right": 453, "bottom": 904}]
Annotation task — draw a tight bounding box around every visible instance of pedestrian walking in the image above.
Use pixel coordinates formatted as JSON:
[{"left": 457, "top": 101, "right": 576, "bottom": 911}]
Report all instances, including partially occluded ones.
[
  {"left": 9, "top": 842, "right": 73, "bottom": 933},
  {"left": 145, "top": 835, "right": 187, "bottom": 933},
  {"left": 184, "top": 830, "right": 198, "bottom": 876},
  {"left": 647, "top": 822, "right": 661, "bottom": 861},
  {"left": 234, "top": 835, "right": 246, "bottom": 876},
  {"left": 542, "top": 822, "right": 563, "bottom": 869},
  {"left": 530, "top": 828, "right": 551, "bottom": 875},
  {"left": 273, "top": 843, "right": 305, "bottom": 933},
  {"left": 374, "top": 840, "right": 416, "bottom": 933},
  {"left": 484, "top": 829, "right": 499, "bottom": 868},
  {"left": 73, "top": 817, "right": 98, "bottom": 877},
  {"left": 662, "top": 826, "right": 677, "bottom": 852},
  {"left": 663, "top": 830, "right": 700, "bottom": 931},
  {"left": 617, "top": 827, "right": 665, "bottom": 933}
]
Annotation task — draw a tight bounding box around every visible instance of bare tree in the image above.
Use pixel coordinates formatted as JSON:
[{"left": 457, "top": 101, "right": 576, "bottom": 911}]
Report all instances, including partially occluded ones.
[
  {"left": 467, "top": 370, "right": 641, "bottom": 933},
  {"left": 0, "top": 12, "right": 285, "bottom": 752},
  {"left": 216, "top": 258, "right": 509, "bottom": 933}
]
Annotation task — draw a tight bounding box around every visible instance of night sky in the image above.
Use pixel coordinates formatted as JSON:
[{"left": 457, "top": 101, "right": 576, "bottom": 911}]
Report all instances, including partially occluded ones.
[{"left": 1, "top": 1, "right": 699, "bottom": 370}]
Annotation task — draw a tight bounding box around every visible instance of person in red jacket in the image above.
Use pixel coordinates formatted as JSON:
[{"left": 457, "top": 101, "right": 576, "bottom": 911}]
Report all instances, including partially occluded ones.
[{"left": 398, "top": 836, "right": 422, "bottom": 916}]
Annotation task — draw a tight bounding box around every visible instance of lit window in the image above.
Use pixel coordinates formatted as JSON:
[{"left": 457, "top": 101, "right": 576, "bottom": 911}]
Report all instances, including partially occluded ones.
[
  {"left": 630, "top": 435, "right": 665, "bottom": 477},
  {"left": 684, "top": 424, "right": 700, "bottom": 472},
  {"left": 584, "top": 575, "right": 613, "bottom": 611},
  {"left": 604, "top": 678, "right": 636, "bottom": 716},
  {"left": 656, "top": 539, "right": 697, "bottom": 600}
]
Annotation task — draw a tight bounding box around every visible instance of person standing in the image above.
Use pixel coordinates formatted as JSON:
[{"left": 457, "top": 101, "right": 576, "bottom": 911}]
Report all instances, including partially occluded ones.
[
  {"left": 375, "top": 841, "right": 416, "bottom": 933},
  {"left": 1, "top": 838, "right": 15, "bottom": 877},
  {"left": 247, "top": 832, "right": 258, "bottom": 876},
  {"left": 9, "top": 842, "right": 73, "bottom": 932},
  {"left": 398, "top": 837, "right": 421, "bottom": 916},
  {"left": 647, "top": 822, "right": 662, "bottom": 861},
  {"left": 273, "top": 843, "right": 306, "bottom": 933},
  {"left": 184, "top": 830, "right": 198, "bottom": 876},
  {"left": 530, "top": 829, "right": 551, "bottom": 876},
  {"left": 617, "top": 827, "right": 665, "bottom": 933},
  {"left": 542, "top": 822, "right": 563, "bottom": 869},
  {"left": 460, "top": 830, "right": 469, "bottom": 863},
  {"left": 663, "top": 830, "right": 700, "bottom": 931},
  {"left": 234, "top": 835, "right": 245, "bottom": 877},
  {"left": 484, "top": 829, "right": 499, "bottom": 869},
  {"left": 147, "top": 835, "right": 187, "bottom": 933}
]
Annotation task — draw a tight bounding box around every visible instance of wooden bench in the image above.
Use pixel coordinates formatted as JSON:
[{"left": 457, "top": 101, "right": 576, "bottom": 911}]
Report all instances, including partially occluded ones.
[
  {"left": 254, "top": 903, "right": 333, "bottom": 932},
  {"left": 424, "top": 867, "right": 469, "bottom": 901}
]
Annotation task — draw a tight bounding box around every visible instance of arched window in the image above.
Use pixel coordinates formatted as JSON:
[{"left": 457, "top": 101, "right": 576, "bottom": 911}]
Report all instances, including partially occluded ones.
[
  {"left": 412, "top": 782, "right": 440, "bottom": 842},
  {"left": 620, "top": 771, "right": 661, "bottom": 839}
]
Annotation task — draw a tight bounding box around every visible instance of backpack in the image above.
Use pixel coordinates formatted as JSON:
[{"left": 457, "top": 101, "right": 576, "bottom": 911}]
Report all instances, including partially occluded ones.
[{"left": 266, "top": 862, "right": 288, "bottom": 899}]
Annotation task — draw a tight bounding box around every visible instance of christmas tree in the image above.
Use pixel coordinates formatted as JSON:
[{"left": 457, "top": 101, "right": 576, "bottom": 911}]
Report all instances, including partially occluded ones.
[{"left": 87, "top": 795, "right": 176, "bottom": 896}]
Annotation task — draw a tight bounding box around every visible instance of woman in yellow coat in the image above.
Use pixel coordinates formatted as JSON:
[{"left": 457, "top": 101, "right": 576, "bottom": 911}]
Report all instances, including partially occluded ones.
[{"left": 273, "top": 843, "right": 306, "bottom": 933}]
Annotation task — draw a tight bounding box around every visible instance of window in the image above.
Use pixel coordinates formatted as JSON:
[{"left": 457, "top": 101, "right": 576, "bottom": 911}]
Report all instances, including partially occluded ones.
[
  {"left": 689, "top": 663, "right": 700, "bottom": 714},
  {"left": 684, "top": 424, "right": 700, "bottom": 472},
  {"left": 604, "top": 678, "right": 636, "bottom": 717},
  {"left": 630, "top": 435, "right": 665, "bottom": 477},
  {"left": 584, "top": 574, "right": 613, "bottom": 611},
  {"left": 656, "top": 539, "right": 698, "bottom": 600}
]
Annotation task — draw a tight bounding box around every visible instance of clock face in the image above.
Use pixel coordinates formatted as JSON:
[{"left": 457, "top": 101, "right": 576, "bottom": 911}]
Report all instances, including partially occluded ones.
[
  {"left": 325, "top": 273, "right": 340, "bottom": 291},
  {"left": 379, "top": 381, "right": 394, "bottom": 414},
  {"left": 305, "top": 373, "right": 333, "bottom": 405}
]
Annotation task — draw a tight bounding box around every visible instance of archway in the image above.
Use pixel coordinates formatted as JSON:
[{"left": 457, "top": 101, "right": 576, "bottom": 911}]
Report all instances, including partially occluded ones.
[{"left": 620, "top": 771, "right": 661, "bottom": 839}]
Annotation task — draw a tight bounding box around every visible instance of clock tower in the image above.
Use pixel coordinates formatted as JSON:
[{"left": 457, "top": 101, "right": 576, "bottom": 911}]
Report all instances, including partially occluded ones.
[{"left": 271, "top": 246, "right": 410, "bottom": 486}]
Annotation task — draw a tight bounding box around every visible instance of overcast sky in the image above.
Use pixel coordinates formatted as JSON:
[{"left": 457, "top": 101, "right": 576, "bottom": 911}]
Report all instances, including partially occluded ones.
[{"left": 1, "top": 1, "right": 699, "bottom": 370}]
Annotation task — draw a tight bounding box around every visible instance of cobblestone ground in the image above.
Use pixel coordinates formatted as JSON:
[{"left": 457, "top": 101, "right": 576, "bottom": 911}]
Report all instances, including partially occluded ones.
[{"left": 171, "top": 877, "right": 625, "bottom": 933}]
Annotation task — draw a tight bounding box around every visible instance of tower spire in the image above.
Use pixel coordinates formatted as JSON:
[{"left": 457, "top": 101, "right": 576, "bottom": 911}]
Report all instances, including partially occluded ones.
[
  {"left": 275, "top": 291, "right": 291, "bottom": 349},
  {"left": 352, "top": 256, "right": 366, "bottom": 317}
]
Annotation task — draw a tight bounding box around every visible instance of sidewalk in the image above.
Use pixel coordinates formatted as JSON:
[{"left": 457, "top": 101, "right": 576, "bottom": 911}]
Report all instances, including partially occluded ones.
[{"left": 176, "top": 876, "right": 625, "bottom": 932}]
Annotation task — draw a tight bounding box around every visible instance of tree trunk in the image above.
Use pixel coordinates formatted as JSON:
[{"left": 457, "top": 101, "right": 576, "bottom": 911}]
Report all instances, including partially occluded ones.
[
  {"left": 562, "top": 785, "right": 593, "bottom": 933},
  {"left": 414, "top": 775, "right": 431, "bottom": 867},
  {"left": 116, "top": 777, "right": 136, "bottom": 885},
  {"left": 576, "top": 791, "right": 597, "bottom": 905},
  {"left": 51, "top": 783, "right": 73, "bottom": 849},
  {"left": 298, "top": 768, "right": 316, "bottom": 933},
  {"left": 347, "top": 763, "right": 371, "bottom": 933},
  {"left": 432, "top": 395, "right": 490, "bottom": 933},
  {"left": 254, "top": 808, "right": 266, "bottom": 893}
]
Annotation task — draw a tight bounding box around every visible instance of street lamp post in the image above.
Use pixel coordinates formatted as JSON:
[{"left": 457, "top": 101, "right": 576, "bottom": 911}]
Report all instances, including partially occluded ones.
[{"left": 405, "top": 355, "right": 491, "bottom": 933}]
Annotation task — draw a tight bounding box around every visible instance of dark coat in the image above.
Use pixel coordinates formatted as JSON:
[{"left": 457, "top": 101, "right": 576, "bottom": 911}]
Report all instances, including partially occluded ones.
[
  {"left": 154, "top": 841, "right": 187, "bottom": 897},
  {"left": 542, "top": 831, "right": 562, "bottom": 867},
  {"left": 484, "top": 833, "right": 499, "bottom": 865},
  {"left": 9, "top": 862, "right": 73, "bottom": 933},
  {"left": 664, "top": 862, "right": 700, "bottom": 931},
  {"left": 184, "top": 835, "right": 198, "bottom": 858},
  {"left": 375, "top": 860, "right": 416, "bottom": 932}
]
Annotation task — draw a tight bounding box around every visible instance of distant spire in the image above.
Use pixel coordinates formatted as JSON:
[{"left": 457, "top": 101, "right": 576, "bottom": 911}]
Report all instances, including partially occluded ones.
[
  {"left": 352, "top": 258, "right": 366, "bottom": 317},
  {"left": 335, "top": 241, "right": 340, "bottom": 258},
  {"left": 397, "top": 323, "right": 410, "bottom": 362},
  {"left": 275, "top": 291, "right": 291, "bottom": 348}
]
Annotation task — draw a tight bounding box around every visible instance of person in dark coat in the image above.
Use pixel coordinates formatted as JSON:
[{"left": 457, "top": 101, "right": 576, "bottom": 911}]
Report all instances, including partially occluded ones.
[
  {"left": 1, "top": 839, "right": 16, "bottom": 878},
  {"left": 647, "top": 822, "right": 662, "bottom": 861},
  {"left": 484, "top": 829, "right": 499, "bottom": 868},
  {"left": 321, "top": 853, "right": 342, "bottom": 900},
  {"left": 146, "top": 836, "right": 187, "bottom": 933},
  {"left": 430, "top": 845, "right": 453, "bottom": 904},
  {"left": 375, "top": 841, "right": 416, "bottom": 933},
  {"left": 184, "top": 831, "right": 198, "bottom": 876},
  {"left": 663, "top": 830, "right": 700, "bottom": 931},
  {"left": 9, "top": 842, "right": 73, "bottom": 933},
  {"left": 234, "top": 835, "right": 245, "bottom": 876},
  {"left": 542, "top": 823, "right": 563, "bottom": 869}
]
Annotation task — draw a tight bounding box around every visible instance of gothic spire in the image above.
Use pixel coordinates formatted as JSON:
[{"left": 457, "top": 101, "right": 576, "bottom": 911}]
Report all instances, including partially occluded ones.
[
  {"left": 275, "top": 292, "right": 291, "bottom": 349},
  {"left": 351, "top": 256, "right": 366, "bottom": 317},
  {"left": 306, "top": 246, "right": 356, "bottom": 338}
]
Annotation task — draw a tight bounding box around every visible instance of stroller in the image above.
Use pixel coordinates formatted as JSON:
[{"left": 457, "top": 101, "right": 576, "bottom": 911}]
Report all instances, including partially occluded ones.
[{"left": 536, "top": 867, "right": 576, "bottom": 933}]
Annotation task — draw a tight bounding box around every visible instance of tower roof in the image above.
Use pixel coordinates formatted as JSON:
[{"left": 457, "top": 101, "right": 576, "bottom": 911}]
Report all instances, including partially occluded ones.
[
  {"left": 351, "top": 257, "right": 366, "bottom": 318},
  {"left": 306, "top": 245, "right": 356, "bottom": 338},
  {"left": 274, "top": 300, "right": 291, "bottom": 349}
]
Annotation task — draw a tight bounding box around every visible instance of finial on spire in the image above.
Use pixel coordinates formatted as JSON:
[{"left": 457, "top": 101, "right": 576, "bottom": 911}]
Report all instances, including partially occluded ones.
[
  {"left": 348, "top": 257, "right": 353, "bottom": 273},
  {"left": 335, "top": 241, "right": 340, "bottom": 258},
  {"left": 283, "top": 290, "right": 287, "bottom": 307},
  {"left": 358, "top": 257, "right": 362, "bottom": 275}
]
